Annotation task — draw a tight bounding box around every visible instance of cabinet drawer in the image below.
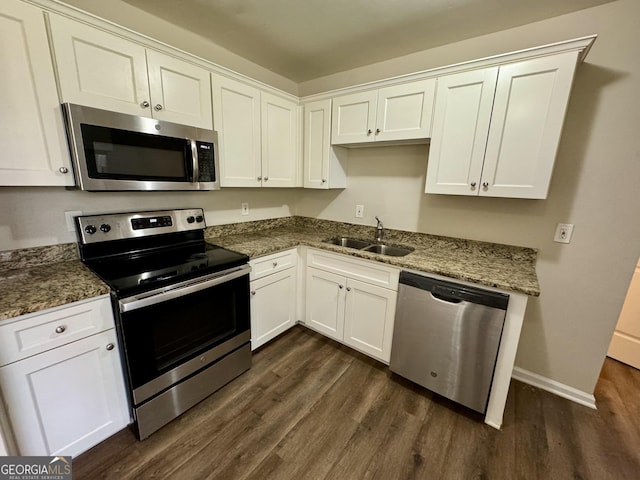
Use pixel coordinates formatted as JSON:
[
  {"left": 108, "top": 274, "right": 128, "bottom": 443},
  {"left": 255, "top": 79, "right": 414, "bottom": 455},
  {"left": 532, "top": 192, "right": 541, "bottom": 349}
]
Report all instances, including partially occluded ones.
[
  {"left": 250, "top": 249, "right": 298, "bottom": 281},
  {"left": 0, "top": 295, "right": 114, "bottom": 366},
  {"left": 307, "top": 248, "right": 399, "bottom": 290}
]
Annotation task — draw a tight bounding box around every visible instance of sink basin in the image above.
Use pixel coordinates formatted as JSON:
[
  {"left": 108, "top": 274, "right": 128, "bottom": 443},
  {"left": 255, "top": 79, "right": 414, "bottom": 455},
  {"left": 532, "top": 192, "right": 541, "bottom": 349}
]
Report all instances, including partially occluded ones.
[
  {"left": 361, "top": 244, "right": 415, "bottom": 257},
  {"left": 325, "top": 237, "right": 371, "bottom": 249}
]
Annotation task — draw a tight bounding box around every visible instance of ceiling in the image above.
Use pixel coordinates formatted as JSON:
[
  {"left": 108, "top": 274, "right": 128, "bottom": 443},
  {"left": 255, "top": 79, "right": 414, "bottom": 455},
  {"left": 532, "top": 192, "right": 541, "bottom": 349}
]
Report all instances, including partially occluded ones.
[{"left": 119, "top": 0, "right": 613, "bottom": 82}]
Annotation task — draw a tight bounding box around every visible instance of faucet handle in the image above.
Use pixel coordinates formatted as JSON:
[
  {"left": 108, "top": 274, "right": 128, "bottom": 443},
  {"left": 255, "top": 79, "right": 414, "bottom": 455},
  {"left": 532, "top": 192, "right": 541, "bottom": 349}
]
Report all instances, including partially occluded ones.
[{"left": 375, "top": 216, "right": 383, "bottom": 228}]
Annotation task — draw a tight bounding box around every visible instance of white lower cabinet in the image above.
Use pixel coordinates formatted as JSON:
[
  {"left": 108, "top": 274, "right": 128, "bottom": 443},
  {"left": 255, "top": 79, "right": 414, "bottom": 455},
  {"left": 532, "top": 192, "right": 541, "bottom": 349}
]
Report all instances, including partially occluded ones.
[
  {"left": 0, "top": 296, "right": 130, "bottom": 457},
  {"left": 250, "top": 250, "right": 298, "bottom": 350},
  {"left": 305, "top": 249, "right": 399, "bottom": 363}
]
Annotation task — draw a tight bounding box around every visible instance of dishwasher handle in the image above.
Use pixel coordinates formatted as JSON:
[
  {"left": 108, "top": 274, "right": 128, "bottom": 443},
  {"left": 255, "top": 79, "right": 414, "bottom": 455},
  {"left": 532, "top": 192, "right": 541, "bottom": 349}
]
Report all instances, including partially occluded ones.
[{"left": 431, "top": 286, "right": 464, "bottom": 304}]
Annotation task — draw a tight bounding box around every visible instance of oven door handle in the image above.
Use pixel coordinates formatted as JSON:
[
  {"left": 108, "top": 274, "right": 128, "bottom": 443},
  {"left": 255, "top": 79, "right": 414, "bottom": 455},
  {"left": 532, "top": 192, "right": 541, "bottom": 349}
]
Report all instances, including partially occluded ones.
[{"left": 119, "top": 264, "right": 250, "bottom": 313}]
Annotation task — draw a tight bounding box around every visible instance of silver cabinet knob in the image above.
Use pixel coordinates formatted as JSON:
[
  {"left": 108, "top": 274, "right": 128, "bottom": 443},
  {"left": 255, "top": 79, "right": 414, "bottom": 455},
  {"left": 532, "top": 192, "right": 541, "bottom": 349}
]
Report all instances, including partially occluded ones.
[
  {"left": 257, "top": 176, "right": 262, "bottom": 181},
  {"left": 339, "top": 284, "right": 344, "bottom": 289},
  {"left": 251, "top": 290, "right": 256, "bottom": 296},
  {"left": 58, "top": 166, "right": 69, "bottom": 174},
  {"left": 321, "top": 179, "right": 327, "bottom": 183},
  {"left": 55, "top": 326, "right": 66, "bottom": 334},
  {"left": 141, "top": 101, "right": 150, "bottom": 108},
  {"left": 154, "top": 104, "right": 163, "bottom": 111},
  {"left": 272, "top": 262, "right": 278, "bottom": 268},
  {"left": 367, "top": 129, "right": 372, "bottom": 135},
  {"left": 375, "top": 128, "right": 380, "bottom": 135},
  {"left": 482, "top": 182, "right": 489, "bottom": 188},
  {"left": 346, "top": 287, "right": 351, "bottom": 292},
  {"left": 264, "top": 177, "right": 269, "bottom": 181},
  {"left": 106, "top": 343, "right": 114, "bottom": 351},
  {"left": 470, "top": 182, "right": 476, "bottom": 188}
]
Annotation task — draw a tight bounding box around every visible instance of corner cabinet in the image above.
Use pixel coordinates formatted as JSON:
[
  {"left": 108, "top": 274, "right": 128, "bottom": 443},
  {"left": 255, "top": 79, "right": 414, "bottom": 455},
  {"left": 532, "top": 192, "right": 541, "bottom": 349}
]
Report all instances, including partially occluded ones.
[
  {"left": 212, "top": 75, "right": 301, "bottom": 187},
  {"left": 48, "top": 14, "right": 213, "bottom": 129},
  {"left": 425, "top": 51, "right": 580, "bottom": 199},
  {"left": 0, "top": 296, "right": 130, "bottom": 457},
  {"left": 0, "top": 0, "right": 73, "bottom": 186},
  {"left": 304, "top": 249, "right": 399, "bottom": 363},
  {"left": 249, "top": 250, "right": 298, "bottom": 349},
  {"left": 331, "top": 79, "right": 435, "bottom": 145},
  {"left": 303, "top": 99, "right": 348, "bottom": 189}
]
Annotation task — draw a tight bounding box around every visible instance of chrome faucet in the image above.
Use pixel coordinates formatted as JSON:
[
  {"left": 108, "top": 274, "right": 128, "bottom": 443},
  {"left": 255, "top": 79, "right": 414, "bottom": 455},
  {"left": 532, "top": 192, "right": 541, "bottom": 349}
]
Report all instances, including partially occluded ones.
[{"left": 375, "top": 216, "right": 384, "bottom": 242}]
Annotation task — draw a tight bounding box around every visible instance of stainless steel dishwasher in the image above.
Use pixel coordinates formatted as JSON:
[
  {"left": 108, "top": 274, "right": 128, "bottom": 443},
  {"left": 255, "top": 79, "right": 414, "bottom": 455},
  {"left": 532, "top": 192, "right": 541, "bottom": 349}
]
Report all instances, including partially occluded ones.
[{"left": 390, "top": 271, "right": 509, "bottom": 414}]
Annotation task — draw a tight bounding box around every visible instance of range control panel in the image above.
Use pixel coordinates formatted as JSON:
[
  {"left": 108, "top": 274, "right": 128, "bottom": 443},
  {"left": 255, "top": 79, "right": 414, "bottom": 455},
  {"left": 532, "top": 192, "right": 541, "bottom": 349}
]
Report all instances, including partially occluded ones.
[{"left": 76, "top": 208, "right": 206, "bottom": 244}]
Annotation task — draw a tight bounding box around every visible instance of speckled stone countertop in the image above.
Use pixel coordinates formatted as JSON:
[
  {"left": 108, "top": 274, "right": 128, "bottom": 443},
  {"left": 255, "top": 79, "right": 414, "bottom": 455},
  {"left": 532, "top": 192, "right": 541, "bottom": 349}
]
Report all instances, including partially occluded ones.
[
  {"left": 206, "top": 216, "right": 540, "bottom": 296},
  {"left": 0, "top": 215, "right": 539, "bottom": 321},
  {"left": 0, "top": 244, "right": 110, "bottom": 321}
]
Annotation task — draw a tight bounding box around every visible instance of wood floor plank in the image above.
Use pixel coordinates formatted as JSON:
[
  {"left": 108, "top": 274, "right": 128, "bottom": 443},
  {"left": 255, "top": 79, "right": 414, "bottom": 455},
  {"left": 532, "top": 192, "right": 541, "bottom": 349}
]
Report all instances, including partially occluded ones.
[{"left": 72, "top": 326, "right": 640, "bottom": 480}]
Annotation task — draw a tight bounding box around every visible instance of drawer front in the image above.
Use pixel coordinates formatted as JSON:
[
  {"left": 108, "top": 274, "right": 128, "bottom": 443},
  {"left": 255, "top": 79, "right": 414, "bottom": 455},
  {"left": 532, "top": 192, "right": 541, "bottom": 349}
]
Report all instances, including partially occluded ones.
[
  {"left": 250, "top": 249, "right": 298, "bottom": 281},
  {"left": 307, "top": 248, "right": 399, "bottom": 290},
  {"left": 0, "top": 296, "right": 114, "bottom": 366}
]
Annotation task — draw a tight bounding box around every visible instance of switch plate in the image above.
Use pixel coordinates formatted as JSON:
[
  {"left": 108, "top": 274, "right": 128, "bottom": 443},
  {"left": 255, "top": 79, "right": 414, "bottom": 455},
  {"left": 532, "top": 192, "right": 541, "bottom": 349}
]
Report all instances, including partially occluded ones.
[
  {"left": 554, "top": 223, "right": 574, "bottom": 243},
  {"left": 355, "top": 204, "right": 364, "bottom": 218},
  {"left": 64, "top": 211, "right": 82, "bottom": 232},
  {"left": 241, "top": 203, "right": 249, "bottom": 216}
]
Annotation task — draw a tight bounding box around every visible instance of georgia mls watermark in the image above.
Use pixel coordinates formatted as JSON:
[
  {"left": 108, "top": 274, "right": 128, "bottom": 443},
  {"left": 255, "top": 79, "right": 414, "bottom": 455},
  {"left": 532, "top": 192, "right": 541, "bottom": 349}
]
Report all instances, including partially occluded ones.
[{"left": 0, "top": 456, "right": 71, "bottom": 480}]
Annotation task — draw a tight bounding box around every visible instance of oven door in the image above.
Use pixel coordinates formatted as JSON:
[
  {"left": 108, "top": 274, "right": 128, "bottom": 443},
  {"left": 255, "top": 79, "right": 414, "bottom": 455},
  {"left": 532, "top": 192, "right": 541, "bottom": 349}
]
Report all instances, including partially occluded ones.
[{"left": 117, "top": 265, "right": 250, "bottom": 406}]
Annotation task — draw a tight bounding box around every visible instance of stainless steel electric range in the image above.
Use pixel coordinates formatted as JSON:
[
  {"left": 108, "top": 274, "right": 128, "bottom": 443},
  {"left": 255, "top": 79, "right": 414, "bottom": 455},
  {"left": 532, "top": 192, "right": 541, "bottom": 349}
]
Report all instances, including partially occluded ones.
[{"left": 76, "top": 208, "right": 251, "bottom": 439}]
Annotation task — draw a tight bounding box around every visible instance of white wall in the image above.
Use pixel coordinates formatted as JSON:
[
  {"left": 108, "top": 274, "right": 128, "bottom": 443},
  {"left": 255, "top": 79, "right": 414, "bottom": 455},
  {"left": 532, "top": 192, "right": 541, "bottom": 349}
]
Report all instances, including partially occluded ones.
[{"left": 296, "top": 0, "right": 640, "bottom": 394}]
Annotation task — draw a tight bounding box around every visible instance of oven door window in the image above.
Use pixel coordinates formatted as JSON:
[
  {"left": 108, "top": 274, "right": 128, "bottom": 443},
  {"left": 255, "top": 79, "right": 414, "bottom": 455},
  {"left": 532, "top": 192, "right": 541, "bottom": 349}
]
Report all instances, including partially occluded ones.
[
  {"left": 121, "top": 275, "right": 250, "bottom": 390},
  {"left": 81, "top": 124, "right": 192, "bottom": 181}
]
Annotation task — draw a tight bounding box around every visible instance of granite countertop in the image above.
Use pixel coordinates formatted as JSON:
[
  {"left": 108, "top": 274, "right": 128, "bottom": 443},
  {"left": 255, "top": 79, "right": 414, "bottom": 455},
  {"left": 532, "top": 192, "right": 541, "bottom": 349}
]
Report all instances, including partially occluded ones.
[
  {"left": 206, "top": 217, "right": 540, "bottom": 297},
  {"left": 0, "top": 244, "right": 110, "bottom": 321},
  {"left": 0, "top": 216, "right": 539, "bottom": 321}
]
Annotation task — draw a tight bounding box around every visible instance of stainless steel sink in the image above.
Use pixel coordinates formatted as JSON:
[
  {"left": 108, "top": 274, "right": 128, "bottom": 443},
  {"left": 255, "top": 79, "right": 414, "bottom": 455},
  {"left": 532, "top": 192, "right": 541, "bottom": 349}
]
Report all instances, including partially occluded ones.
[
  {"left": 325, "top": 237, "right": 371, "bottom": 249},
  {"left": 361, "top": 244, "right": 415, "bottom": 257},
  {"left": 324, "top": 237, "right": 414, "bottom": 257}
]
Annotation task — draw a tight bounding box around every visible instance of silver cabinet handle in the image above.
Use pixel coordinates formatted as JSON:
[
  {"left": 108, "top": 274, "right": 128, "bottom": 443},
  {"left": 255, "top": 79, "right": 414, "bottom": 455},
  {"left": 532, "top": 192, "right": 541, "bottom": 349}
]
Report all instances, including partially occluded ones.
[
  {"left": 55, "top": 325, "right": 66, "bottom": 334},
  {"left": 375, "top": 128, "right": 380, "bottom": 135},
  {"left": 58, "top": 166, "right": 69, "bottom": 174},
  {"left": 251, "top": 290, "right": 256, "bottom": 296},
  {"left": 367, "top": 129, "right": 372, "bottom": 135},
  {"left": 346, "top": 287, "right": 351, "bottom": 292},
  {"left": 470, "top": 182, "right": 476, "bottom": 187},
  {"left": 106, "top": 343, "right": 114, "bottom": 351},
  {"left": 154, "top": 104, "right": 163, "bottom": 111},
  {"left": 482, "top": 182, "right": 489, "bottom": 188},
  {"left": 141, "top": 101, "right": 150, "bottom": 108}
]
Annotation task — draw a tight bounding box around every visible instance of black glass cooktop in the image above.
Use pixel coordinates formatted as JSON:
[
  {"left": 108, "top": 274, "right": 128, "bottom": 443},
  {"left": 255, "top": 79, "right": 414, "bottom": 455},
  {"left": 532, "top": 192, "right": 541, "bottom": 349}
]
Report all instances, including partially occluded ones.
[{"left": 85, "top": 242, "right": 248, "bottom": 297}]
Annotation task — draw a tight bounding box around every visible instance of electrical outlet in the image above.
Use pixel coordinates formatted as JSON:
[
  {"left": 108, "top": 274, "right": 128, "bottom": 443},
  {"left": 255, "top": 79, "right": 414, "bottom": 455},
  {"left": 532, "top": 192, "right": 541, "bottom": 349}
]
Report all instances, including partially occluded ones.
[
  {"left": 355, "top": 204, "right": 364, "bottom": 218},
  {"left": 64, "top": 210, "right": 82, "bottom": 232},
  {"left": 554, "top": 223, "right": 574, "bottom": 243},
  {"left": 241, "top": 203, "right": 249, "bottom": 216}
]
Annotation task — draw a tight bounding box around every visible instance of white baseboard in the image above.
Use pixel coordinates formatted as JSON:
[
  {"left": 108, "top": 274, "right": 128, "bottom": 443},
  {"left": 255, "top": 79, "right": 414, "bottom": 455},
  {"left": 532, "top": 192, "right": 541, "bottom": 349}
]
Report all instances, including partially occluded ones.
[{"left": 512, "top": 367, "right": 597, "bottom": 410}]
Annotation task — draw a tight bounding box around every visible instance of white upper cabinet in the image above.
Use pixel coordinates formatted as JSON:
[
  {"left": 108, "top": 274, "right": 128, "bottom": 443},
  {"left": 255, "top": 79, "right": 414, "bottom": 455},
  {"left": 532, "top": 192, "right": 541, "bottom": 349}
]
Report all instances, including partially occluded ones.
[
  {"left": 426, "top": 51, "right": 580, "bottom": 199},
  {"left": 48, "top": 14, "right": 212, "bottom": 129},
  {"left": 303, "top": 99, "right": 348, "bottom": 189},
  {"left": 0, "top": 0, "right": 73, "bottom": 186},
  {"left": 212, "top": 74, "right": 300, "bottom": 187},
  {"left": 331, "top": 79, "right": 435, "bottom": 145}
]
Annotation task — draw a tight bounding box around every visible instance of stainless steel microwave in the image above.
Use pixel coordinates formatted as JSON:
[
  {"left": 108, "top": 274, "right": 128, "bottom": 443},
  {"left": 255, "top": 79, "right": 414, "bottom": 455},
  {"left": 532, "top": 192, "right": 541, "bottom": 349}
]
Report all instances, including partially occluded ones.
[{"left": 62, "top": 103, "right": 220, "bottom": 191}]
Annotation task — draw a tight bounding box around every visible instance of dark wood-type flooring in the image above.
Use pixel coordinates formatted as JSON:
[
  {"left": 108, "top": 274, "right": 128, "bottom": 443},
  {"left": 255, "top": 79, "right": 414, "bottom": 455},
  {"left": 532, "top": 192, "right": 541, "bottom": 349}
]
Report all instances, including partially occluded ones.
[{"left": 73, "top": 326, "right": 640, "bottom": 479}]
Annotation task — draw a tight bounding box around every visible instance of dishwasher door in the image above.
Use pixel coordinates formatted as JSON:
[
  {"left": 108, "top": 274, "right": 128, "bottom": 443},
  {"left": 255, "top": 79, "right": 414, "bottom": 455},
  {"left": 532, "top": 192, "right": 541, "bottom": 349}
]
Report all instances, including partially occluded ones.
[{"left": 389, "top": 271, "right": 509, "bottom": 414}]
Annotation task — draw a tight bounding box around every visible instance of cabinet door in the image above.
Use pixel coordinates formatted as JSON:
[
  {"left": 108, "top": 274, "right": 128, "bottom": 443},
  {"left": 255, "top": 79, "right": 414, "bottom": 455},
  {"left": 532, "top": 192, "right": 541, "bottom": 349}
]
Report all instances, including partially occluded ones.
[
  {"left": 212, "top": 75, "right": 262, "bottom": 186},
  {"left": 0, "top": 1, "right": 73, "bottom": 186},
  {"left": 481, "top": 52, "right": 579, "bottom": 199},
  {"left": 375, "top": 79, "right": 436, "bottom": 142},
  {"left": 146, "top": 50, "right": 213, "bottom": 129},
  {"left": 303, "top": 99, "right": 348, "bottom": 190},
  {"left": 425, "top": 68, "right": 498, "bottom": 195},
  {"left": 250, "top": 268, "right": 297, "bottom": 350},
  {"left": 0, "top": 330, "right": 130, "bottom": 457},
  {"left": 305, "top": 267, "right": 345, "bottom": 342},
  {"left": 261, "top": 92, "right": 300, "bottom": 187},
  {"left": 343, "top": 278, "right": 397, "bottom": 363},
  {"left": 331, "top": 90, "right": 378, "bottom": 144},
  {"left": 48, "top": 14, "right": 151, "bottom": 117}
]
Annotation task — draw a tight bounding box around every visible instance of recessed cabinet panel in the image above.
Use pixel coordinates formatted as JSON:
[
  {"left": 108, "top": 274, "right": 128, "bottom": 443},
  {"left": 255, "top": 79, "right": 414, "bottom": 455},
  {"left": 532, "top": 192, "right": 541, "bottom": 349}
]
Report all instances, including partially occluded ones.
[
  {"left": 481, "top": 52, "right": 579, "bottom": 199},
  {"left": 212, "top": 76, "right": 262, "bottom": 187},
  {"left": 376, "top": 79, "right": 435, "bottom": 141},
  {"left": 0, "top": 1, "right": 73, "bottom": 186},
  {"left": 49, "top": 14, "right": 150, "bottom": 116},
  {"left": 425, "top": 68, "right": 498, "bottom": 195},
  {"left": 305, "top": 267, "right": 345, "bottom": 341},
  {"left": 331, "top": 91, "right": 378, "bottom": 144}
]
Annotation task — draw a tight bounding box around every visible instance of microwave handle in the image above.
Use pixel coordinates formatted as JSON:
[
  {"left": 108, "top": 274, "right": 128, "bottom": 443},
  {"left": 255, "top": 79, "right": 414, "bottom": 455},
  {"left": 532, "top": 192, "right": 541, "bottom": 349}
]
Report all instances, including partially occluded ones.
[{"left": 189, "top": 139, "right": 199, "bottom": 183}]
